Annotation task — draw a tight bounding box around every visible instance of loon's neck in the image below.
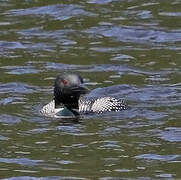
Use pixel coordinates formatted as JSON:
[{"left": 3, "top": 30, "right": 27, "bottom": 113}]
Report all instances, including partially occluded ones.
[
  {"left": 54, "top": 95, "right": 81, "bottom": 116},
  {"left": 54, "top": 92, "right": 81, "bottom": 109}
]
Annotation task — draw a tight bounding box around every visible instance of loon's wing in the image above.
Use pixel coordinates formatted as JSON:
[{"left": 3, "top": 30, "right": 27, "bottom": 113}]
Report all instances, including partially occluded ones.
[
  {"left": 79, "top": 96, "right": 127, "bottom": 113},
  {"left": 40, "top": 100, "right": 64, "bottom": 116}
]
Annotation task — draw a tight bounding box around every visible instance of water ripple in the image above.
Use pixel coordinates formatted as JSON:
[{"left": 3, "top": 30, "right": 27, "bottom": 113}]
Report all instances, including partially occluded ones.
[
  {"left": 87, "top": 84, "right": 181, "bottom": 106},
  {"left": 1, "top": 65, "right": 40, "bottom": 75},
  {"left": 0, "top": 157, "right": 43, "bottom": 166},
  {"left": 5, "top": 4, "right": 96, "bottom": 20},
  {"left": 135, "top": 154, "right": 180, "bottom": 162},
  {"left": 85, "top": 25, "right": 181, "bottom": 45},
  {"left": 0, "top": 97, "right": 19, "bottom": 105},
  {"left": 159, "top": 12, "right": 181, "bottom": 17},
  {"left": 159, "top": 127, "right": 181, "bottom": 142},
  {"left": 0, "top": 82, "right": 36, "bottom": 94},
  {"left": 45, "top": 62, "right": 84, "bottom": 71},
  {"left": 0, "top": 41, "right": 25, "bottom": 49},
  {"left": 45, "top": 62, "right": 134, "bottom": 73},
  {"left": 88, "top": 0, "right": 115, "bottom": 5},
  {"left": 4, "top": 177, "right": 88, "bottom": 180},
  {"left": 0, "top": 114, "right": 21, "bottom": 124}
]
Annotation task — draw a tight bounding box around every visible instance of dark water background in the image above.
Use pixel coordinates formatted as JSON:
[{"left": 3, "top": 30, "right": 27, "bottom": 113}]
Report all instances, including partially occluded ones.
[{"left": 0, "top": 0, "right": 181, "bottom": 179}]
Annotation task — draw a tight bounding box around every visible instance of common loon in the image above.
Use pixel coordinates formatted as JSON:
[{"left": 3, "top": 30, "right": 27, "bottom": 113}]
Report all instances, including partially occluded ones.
[{"left": 40, "top": 73, "right": 127, "bottom": 116}]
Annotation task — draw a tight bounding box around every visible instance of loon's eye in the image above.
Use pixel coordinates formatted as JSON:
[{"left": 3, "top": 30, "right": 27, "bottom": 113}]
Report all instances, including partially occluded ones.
[{"left": 62, "top": 80, "right": 68, "bottom": 86}]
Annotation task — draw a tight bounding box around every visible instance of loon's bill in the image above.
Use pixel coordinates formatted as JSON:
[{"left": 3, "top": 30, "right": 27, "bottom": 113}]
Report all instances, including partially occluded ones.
[{"left": 40, "top": 73, "right": 127, "bottom": 117}]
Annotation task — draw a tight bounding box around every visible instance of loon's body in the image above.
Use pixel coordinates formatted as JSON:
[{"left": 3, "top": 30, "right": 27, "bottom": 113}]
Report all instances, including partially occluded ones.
[{"left": 40, "top": 73, "right": 127, "bottom": 117}]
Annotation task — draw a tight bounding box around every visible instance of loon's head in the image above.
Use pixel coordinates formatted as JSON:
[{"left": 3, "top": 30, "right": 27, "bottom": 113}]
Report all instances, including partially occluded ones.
[{"left": 54, "top": 73, "right": 89, "bottom": 109}]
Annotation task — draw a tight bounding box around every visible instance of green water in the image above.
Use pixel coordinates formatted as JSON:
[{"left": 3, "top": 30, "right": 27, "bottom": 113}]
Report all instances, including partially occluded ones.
[{"left": 0, "top": 0, "right": 181, "bottom": 179}]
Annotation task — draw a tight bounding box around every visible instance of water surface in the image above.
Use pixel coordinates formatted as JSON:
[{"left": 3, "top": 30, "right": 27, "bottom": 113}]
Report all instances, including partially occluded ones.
[{"left": 0, "top": 0, "right": 181, "bottom": 179}]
